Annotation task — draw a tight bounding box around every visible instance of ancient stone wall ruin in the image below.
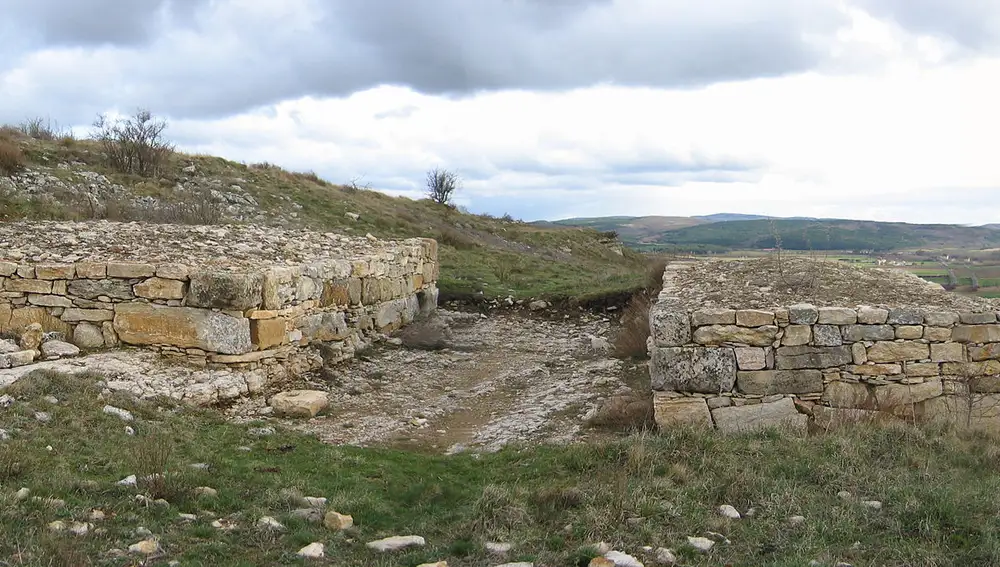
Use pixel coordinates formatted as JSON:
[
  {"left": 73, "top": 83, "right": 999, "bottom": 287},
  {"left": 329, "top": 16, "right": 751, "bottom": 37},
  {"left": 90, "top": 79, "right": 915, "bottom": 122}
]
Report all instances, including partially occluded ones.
[
  {"left": 649, "top": 258, "right": 1000, "bottom": 433},
  {"left": 0, "top": 221, "right": 438, "bottom": 381}
]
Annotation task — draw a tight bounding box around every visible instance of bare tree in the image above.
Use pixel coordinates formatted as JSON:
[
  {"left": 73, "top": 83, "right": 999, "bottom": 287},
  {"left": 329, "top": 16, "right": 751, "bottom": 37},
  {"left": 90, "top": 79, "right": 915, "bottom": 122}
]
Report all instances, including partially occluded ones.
[
  {"left": 426, "top": 167, "right": 460, "bottom": 206},
  {"left": 91, "top": 109, "right": 174, "bottom": 177}
]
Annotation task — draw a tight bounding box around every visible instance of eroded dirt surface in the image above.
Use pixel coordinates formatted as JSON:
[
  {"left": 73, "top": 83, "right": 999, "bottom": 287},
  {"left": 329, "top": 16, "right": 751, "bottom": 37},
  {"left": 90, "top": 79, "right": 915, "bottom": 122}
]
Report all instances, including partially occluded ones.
[{"left": 236, "top": 310, "right": 644, "bottom": 454}]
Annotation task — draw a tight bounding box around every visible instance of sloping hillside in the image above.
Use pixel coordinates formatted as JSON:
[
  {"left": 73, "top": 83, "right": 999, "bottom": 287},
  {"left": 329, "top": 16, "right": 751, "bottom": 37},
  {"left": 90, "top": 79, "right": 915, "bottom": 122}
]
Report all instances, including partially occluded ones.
[
  {"left": 549, "top": 216, "right": 709, "bottom": 244},
  {"left": 0, "top": 127, "right": 651, "bottom": 306}
]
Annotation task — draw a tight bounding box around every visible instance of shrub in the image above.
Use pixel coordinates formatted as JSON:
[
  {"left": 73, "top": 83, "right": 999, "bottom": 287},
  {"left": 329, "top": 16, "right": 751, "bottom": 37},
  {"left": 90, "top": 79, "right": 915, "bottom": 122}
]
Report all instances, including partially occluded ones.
[
  {"left": 91, "top": 108, "right": 174, "bottom": 177},
  {"left": 0, "top": 140, "right": 26, "bottom": 175},
  {"left": 17, "top": 116, "right": 66, "bottom": 141},
  {"left": 426, "top": 167, "right": 460, "bottom": 206},
  {"left": 611, "top": 292, "right": 653, "bottom": 359}
]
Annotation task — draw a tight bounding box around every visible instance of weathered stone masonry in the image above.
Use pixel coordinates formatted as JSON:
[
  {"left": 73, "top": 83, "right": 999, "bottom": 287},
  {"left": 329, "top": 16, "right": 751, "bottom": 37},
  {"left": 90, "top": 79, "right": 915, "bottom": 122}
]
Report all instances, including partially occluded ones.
[
  {"left": 0, "top": 221, "right": 439, "bottom": 379},
  {"left": 649, "top": 261, "right": 1000, "bottom": 433}
]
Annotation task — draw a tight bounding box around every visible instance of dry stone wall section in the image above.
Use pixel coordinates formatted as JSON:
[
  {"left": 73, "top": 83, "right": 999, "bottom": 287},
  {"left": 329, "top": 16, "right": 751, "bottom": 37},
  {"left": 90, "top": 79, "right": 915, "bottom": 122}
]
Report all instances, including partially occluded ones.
[
  {"left": 0, "top": 221, "right": 439, "bottom": 384},
  {"left": 650, "top": 260, "right": 1000, "bottom": 434}
]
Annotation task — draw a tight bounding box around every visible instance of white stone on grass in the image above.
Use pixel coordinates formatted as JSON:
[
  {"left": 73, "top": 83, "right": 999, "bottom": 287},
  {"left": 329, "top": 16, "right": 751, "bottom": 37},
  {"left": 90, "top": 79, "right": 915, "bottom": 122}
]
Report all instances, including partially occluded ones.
[
  {"left": 686, "top": 537, "right": 714, "bottom": 552},
  {"left": 297, "top": 542, "right": 325, "bottom": 558},
  {"left": 103, "top": 405, "right": 134, "bottom": 421},
  {"left": 366, "top": 535, "right": 426, "bottom": 552},
  {"left": 604, "top": 550, "right": 644, "bottom": 567},
  {"left": 717, "top": 504, "right": 741, "bottom": 519}
]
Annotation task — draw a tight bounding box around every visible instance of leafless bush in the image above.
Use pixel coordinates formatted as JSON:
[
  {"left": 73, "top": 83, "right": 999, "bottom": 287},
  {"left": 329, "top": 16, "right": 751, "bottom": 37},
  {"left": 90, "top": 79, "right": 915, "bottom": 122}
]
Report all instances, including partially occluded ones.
[
  {"left": 426, "top": 167, "right": 460, "bottom": 206},
  {"left": 91, "top": 109, "right": 174, "bottom": 177},
  {"left": 88, "top": 192, "right": 224, "bottom": 225},
  {"left": 18, "top": 117, "right": 69, "bottom": 141},
  {"left": 0, "top": 140, "right": 26, "bottom": 176},
  {"left": 130, "top": 431, "right": 190, "bottom": 502}
]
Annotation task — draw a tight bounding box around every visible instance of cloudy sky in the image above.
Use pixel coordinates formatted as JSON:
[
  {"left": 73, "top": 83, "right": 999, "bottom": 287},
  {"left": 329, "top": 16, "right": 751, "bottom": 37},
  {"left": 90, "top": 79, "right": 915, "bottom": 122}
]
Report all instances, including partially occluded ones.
[{"left": 2, "top": 0, "right": 998, "bottom": 224}]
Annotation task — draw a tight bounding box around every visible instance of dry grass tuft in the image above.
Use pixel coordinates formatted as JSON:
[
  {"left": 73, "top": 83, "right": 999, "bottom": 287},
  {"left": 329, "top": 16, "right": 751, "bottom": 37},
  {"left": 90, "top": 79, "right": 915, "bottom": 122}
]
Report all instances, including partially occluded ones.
[
  {"left": 0, "top": 140, "right": 26, "bottom": 176},
  {"left": 611, "top": 293, "right": 653, "bottom": 359}
]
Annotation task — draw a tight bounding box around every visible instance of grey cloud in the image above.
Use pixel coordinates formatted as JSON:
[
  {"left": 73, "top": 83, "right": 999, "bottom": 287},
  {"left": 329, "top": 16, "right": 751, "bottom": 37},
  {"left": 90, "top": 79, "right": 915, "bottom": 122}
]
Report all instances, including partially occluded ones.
[
  {"left": 1, "top": 0, "right": 849, "bottom": 122},
  {"left": 854, "top": 0, "right": 1000, "bottom": 49}
]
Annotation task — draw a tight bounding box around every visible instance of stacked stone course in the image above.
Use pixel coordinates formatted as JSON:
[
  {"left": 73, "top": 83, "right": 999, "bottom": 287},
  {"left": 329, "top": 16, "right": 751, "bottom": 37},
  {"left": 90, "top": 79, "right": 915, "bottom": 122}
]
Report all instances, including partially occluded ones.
[
  {"left": 650, "top": 261, "right": 1000, "bottom": 433},
  {"left": 0, "top": 221, "right": 439, "bottom": 381}
]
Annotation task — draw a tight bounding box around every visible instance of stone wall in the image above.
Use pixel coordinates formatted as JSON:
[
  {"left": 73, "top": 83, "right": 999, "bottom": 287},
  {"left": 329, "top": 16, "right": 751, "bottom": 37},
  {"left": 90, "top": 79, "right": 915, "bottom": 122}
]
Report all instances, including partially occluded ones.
[
  {"left": 649, "top": 261, "right": 1000, "bottom": 433},
  {"left": 0, "top": 221, "right": 439, "bottom": 379}
]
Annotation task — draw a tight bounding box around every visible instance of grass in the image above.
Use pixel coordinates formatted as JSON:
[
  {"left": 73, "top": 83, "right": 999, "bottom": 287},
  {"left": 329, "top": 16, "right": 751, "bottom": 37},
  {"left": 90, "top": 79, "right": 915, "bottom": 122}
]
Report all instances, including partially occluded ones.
[
  {"left": 5, "top": 371, "right": 1000, "bottom": 565},
  {"left": 0, "top": 132, "right": 650, "bottom": 305}
]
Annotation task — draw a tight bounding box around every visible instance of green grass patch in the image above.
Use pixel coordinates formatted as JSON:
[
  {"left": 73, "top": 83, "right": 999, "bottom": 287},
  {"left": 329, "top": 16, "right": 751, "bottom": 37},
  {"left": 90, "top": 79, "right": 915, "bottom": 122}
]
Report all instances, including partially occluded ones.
[{"left": 5, "top": 371, "right": 1000, "bottom": 565}]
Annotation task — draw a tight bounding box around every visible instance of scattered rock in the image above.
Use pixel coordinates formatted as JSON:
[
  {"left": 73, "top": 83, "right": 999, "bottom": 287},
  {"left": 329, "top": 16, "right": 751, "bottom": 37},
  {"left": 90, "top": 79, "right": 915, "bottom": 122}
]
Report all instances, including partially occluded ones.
[
  {"left": 686, "top": 537, "right": 714, "bottom": 552},
  {"left": 15, "top": 487, "right": 30, "bottom": 500},
  {"left": 416, "top": 563, "right": 447, "bottom": 567},
  {"left": 837, "top": 490, "right": 853, "bottom": 500},
  {"left": 861, "top": 500, "right": 883, "bottom": 510},
  {"left": 211, "top": 519, "right": 237, "bottom": 530},
  {"left": 247, "top": 426, "right": 275, "bottom": 437},
  {"left": 718, "top": 504, "right": 741, "bottom": 519},
  {"left": 593, "top": 542, "right": 612, "bottom": 555},
  {"left": 269, "top": 390, "right": 329, "bottom": 418},
  {"left": 178, "top": 513, "right": 198, "bottom": 522},
  {"left": 0, "top": 340, "right": 18, "bottom": 354},
  {"left": 0, "top": 394, "right": 13, "bottom": 407},
  {"left": 604, "top": 550, "right": 644, "bottom": 567},
  {"left": 528, "top": 300, "right": 549, "bottom": 311},
  {"left": 40, "top": 340, "right": 80, "bottom": 359},
  {"left": 103, "top": 405, "right": 134, "bottom": 421},
  {"left": 654, "top": 547, "right": 677, "bottom": 565},
  {"left": 290, "top": 508, "right": 324, "bottom": 523},
  {"left": 788, "top": 515, "right": 806, "bottom": 526},
  {"left": 34, "top": 411, "right": 51, "bottom": 423},
  {"left": 0, "top": 429, "right": 10, "bottom": 440},
  {"left": 345, "top": 212, "right": 360, "bottom": 221},
  {"left": 257, "top": 516, "right": 285, "bottom": 531},
  {"left": 496, "top": 563, "right": 533, "bottom": 567},
  {"left": 89, "top": 509, "right": 106, "bottom": 521},
  {"left": 42, "top": 395, "right": 58, "bottom": 404},
  {"left": 128, "top": 538, "right": 160, "bottom": 555},
  {"left": 589, "top": 558, "right": 615, "bottom": 567},
  {"left": 366, "top": 535, "right": 426, "bottom": 552},
  {"left": 297, "top": 542, "right": 324, "bottom": 558},
  {"left": 117, "top": 475, "right": 137, "bottom": 486},
  {"left": 324, "top": 510, "right": 354, "bottom": 530},
  {"left": 194, "top": 486, "right": 218, "bottom": 498},
  {"left": 135, "top": 527, "right": 153, "bottom": 537},
  {"left": 486, "top": 542, "right": 513, "bottom": 555},
  {"left": 301, "top": 496, "right": 327, "bottom": 507}
]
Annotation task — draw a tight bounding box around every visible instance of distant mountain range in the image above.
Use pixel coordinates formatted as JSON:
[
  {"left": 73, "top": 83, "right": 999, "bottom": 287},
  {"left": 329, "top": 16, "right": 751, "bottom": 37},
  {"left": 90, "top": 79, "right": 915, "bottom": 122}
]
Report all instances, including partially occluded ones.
[{"left": 543, "top": 214, "right": 1000, "bottom": 252}]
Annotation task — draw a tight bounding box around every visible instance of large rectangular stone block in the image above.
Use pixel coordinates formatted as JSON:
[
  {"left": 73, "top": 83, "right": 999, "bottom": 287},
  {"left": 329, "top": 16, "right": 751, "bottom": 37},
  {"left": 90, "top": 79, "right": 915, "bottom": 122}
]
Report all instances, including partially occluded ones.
[
  {"left": 650, "top": 346, "right": 737, "bottom": 394},
  {"left": 873, "top": 379, "right": 942, "bottom": 408},
  {"left": 114, "top": 303, "right": 251, "bottom": 355},
  {"left": 649, "top": 302, "right": 691, "bottom": 347},
  {"left": 186, "top": 271, "right": 263, "bottom": 310},
  {"left": 931, "top": 343, "right": 965, "bottom": 362},
  {"left": 970, "top": 344, "right": 1000, "bottom": 361},
  {"left": 692, "top": 325, "right": 778, "bottom": 347},
  {"left": 652, "top": 394, "right": 713, "bottom": 429},
  {"left": 941, "top": 361, "right": 1000, "bottom": 377},
  {"left": 775, "top": 345, "right": 853, "bottom": 370},
  {"left": 710, "top": 397, "right": 807, "bottom": 433},
  {"left": 841, "top": 325, "right": 895, "bottom": 342},
  {"left": 817, "top": 307, "right": 857, "bottom": 325},
  {"left": 691, "top": 308, "right": 735, "bottom": 326},
  {"left": 866, "top": 341, "right": 930, "bottom": 363},
  {"left": 736, "top": 370, "right": 823, "bottom": 395},
  {"left": 68, "top": 279, "right": 134, "bottom": 300},
  {"left": 952, "top": 325, "right": 1000, "bottom": 343},
  {"left": 822, "top": 381, "right": 875, "bottom": 409}
]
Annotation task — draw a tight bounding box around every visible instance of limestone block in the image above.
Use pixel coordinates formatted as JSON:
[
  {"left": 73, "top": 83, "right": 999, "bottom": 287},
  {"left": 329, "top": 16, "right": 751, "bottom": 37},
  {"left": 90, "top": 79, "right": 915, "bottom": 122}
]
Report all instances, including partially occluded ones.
[
  {"left": 788, "top": 304, "right": 818, "bottom": 325},
  {"left": 848, "top": 363, "right": 902, "bottom": 376},
  {"left": 27, "top": 294, "right": 73, "bottom": 308},
  {"left": 5, "top": 307, "right": 71, "bottom": 336},
  {"left": 960, "top": 312, "right": 997, "bottom": 324},
  {"left": 74, "top": 262, "right": 107, "bottom": 278},
  {"left": 822, "top": 381, "right": 874, "bottom": 409},
  {"left": 851, "top": 342, "right": 868, "bottom": 365},
  {"left": 113, "top": 303, "right": 251, "bottom": 354},
  {"left": 252, "top": 318, "right": 288, "bottom": 350},
  {"left": 692, "top": 325, "right": 778, "bottom": 347},
  {"left": 734, "top": 347, "right": 767, "bottom": 370},
  {"left": 917, "top": 395, "right": 1000, "bottom": 433},
  {"left": 0, "top": 262, "right": 16, "bottom": 277},
  {"left": 0, "top": 303, "right": 10, "bottom": 329},
  {"left": 857, "top": 306, "right": 889, "bottom": 324},
  {"left": 649, "top": 302, "right": 691, "bottom": 347},
  {"left": 269, "top": 390, "right": 329, "bottom": 418},
  {"left": 134, "top": 277, "right": 186, "bottom": 300},
  {"left": 941, "top": 361, "right": 1000, "bottom": 377},
  {"left": 736, "top": 370, "right": 823, "bottom": 395},
  {"left": 155, "top": 263, "right": 190, "bottom": 280},
  {"left": 812, "top": 325, "right": 843, "bottom": 346},
  {"left": 72, "top": 322, "right": 105, "bottom": 349},
  {"left": 895, "top": 325, "right": 924, "bottom": 340},
  {"left": 873, "top": 379, "right": 942, "bottom": 408},
  {"left": 931, "top": 343, "right": 965, "bottom": 362},
  {"left": 905, "top": 362, "right": 941, "bottom": 378},
  {"left": 295, "top": 312, "right": 350, "bottom": 342},
  {"left": 923, "top": 327, "right": 952, "bottom": 341},
  {"left": 711, "top": 397, "right": 807, "bottom": 433},
  {"left": 817, "top": 307, "right": 857, "bottom": 325},
  {"left": 924, "top": 311, "right": 959, "bottom": 327},
  {"left": 866, "top": 341, "right": 930, "bottom": 363},
  {"left": 61, "top": 308, "right": 114, "bottom": 322},
  {"left": 887, "top": 308, "right": 924, "bottom": 325},
  {"left": 5, "top": 279, "right": 52, "bottom": 294},
  {"left": 841, "top": 325, "right": 895, "bottom": 342},
  {"left": 68, "top": 279, "right": 134, "bottom": 300},
  {"left": 736, "top": 309, "right": 774, "bottom": 327},
  {"left": 652, "top": 394, "right": 713, "bottom": 429},
  {"left": 34, "top": 264, "right": 75, "bottom": 280},
  {"left": 812, "top": 406, "right": 896, "bottom": 430},
  {"left": 782, "top": 325, "right": 811, "bottom": 346},
  {"left": 691, "top": 308, "right": 736, "bottom": 326},
  {"left": 106, "top": 262, "right": 155, "bottom": 278},
  {"left": 775, "top": 345, "right": 853, "bottom": 370},
  {"left": 186, "top": 271, "right": 263, "bottom": 310},
  {"left": 321, "top": 279, "right": 352, "bottom": 307},
  {"left": 969, "top": 344, "right": 1000, "bottom": 361},
  {"left": 650, "top": 346, "right": 737, "bottom": 394},
  {"left": 952, "top": 325, "right": 1000, "bottom": 343}
]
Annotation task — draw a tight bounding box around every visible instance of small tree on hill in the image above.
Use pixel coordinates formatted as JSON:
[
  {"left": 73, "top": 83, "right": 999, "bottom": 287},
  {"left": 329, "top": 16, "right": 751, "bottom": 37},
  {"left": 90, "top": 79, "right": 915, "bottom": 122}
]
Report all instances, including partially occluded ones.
[
  {"left": 91, "top": 108, "right": 174, "bottom": 178},
  {"left": 426, "top": 167, "right": 460, "bottom": 206}
]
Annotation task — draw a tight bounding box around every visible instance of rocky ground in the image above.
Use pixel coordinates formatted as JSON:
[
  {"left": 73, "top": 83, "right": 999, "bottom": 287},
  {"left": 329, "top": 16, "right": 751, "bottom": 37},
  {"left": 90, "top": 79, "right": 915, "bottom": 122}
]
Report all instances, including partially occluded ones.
[
  {"left": 669, "top": 256, "right": 1000, "bottom": 311},
  {"left": 232, "top": 309, "right": 646, "bottom": 453}
]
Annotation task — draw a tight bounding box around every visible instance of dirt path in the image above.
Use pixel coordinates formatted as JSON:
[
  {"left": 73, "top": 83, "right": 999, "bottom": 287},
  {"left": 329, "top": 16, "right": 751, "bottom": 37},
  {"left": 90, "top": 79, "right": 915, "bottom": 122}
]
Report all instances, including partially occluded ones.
[{"left": 265, "top": 310, "right": 643, "bottom": 454}]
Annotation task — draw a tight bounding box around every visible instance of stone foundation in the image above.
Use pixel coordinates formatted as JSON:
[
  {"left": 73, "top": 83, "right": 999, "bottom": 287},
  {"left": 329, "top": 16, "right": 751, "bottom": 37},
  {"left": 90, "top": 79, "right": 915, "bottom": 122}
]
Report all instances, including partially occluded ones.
[
  {"left": 650, "top": 260, "right": 1000, "bottom": 433},
  {"left": 0, "top": 221, "right": 439, "bottom": 379}
]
